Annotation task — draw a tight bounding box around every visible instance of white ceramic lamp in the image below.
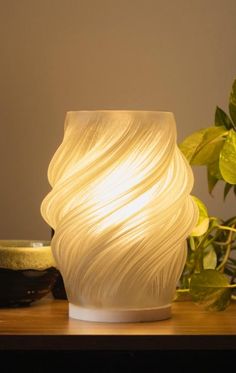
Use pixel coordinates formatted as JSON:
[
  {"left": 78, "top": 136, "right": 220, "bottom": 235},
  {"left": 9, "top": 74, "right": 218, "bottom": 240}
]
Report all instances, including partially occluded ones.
[{"left": 41, "top": 111, "right": 198, "bottom": 322}]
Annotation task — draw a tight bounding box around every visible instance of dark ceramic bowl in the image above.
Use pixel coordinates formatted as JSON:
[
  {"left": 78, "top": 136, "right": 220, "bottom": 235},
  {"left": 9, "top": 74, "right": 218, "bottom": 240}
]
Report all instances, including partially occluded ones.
[{"left": 0, "top": 240, "right": 59, "bottom": 307}]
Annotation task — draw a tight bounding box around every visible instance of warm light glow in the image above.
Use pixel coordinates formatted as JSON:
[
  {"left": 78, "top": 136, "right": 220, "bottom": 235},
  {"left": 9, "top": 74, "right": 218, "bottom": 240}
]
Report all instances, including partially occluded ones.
[{"left": 41, "top": 111, "right": 198, "bottom": 322}]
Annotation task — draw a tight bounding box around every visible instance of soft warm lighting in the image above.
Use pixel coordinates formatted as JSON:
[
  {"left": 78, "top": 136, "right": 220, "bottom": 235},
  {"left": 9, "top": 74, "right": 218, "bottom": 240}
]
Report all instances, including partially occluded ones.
[{"left": 41, "top": 111, "right": 198, "bottom": 322}]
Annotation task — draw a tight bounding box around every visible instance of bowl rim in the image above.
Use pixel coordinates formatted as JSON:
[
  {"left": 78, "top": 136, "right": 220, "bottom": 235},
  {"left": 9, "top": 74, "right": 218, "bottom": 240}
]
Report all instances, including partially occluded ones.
[
  {"left": 0, "top": 240, "right": 50, "bottom": 249},
  {"left": 0, "top": 240, "right": 56, "bottom": 271}
]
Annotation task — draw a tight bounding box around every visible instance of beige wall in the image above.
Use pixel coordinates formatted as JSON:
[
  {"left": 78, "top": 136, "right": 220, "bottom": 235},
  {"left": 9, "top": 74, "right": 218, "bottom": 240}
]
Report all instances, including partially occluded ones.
[{"left": 0, "top": 0, "right": 236, "bottom": 240}]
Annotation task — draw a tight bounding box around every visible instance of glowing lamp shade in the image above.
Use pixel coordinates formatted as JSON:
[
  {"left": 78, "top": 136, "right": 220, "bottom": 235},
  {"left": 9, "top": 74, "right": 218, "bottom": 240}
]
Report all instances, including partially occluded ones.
[{"left": 41, "top": 111, "right": 198, "bottom": 322}]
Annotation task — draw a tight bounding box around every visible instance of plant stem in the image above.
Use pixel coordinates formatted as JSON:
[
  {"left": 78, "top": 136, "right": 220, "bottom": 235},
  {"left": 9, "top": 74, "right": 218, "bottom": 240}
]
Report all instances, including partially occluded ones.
[
  {"left": 214, "top": 239, "right": 235, "bottom": 246},
  {"left": 197, "top": 223, "right": 217, "bottom": 248},
  {"left": 189, "top": 236, "right": 196, "bottom": 251},
  {"left": 217, "top": 227, "right": 235, "bottom": 272},
  {"left": 194, "top": 223, "right": 219, "bottom": 271},
  {"left": 217, "top": 225, "right": 236, "bottom": 233}
]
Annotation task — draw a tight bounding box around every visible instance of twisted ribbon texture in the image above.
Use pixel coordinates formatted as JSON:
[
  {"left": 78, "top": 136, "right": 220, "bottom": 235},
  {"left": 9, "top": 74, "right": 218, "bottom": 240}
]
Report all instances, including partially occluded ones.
[{"left": 41, "top": 111, "right": 198, "bottom": 309}]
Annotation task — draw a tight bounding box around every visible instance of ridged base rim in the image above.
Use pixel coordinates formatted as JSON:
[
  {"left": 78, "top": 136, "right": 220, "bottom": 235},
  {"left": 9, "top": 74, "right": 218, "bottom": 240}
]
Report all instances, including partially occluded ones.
[{"left": 69, "top": 303, "right": 172, "bottom": 323}]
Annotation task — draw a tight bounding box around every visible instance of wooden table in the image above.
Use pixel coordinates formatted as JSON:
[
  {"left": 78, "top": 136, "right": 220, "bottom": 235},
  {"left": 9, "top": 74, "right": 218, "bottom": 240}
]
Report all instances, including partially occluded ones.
[{"left": 0, "top": 299, "right": 235, "bottom": 351}]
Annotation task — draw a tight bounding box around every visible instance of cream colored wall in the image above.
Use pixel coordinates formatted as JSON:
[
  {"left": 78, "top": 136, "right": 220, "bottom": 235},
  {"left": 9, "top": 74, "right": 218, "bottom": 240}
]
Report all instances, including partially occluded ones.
[{"left": 0, "top": 0, "right": 235, "bottom": 240}]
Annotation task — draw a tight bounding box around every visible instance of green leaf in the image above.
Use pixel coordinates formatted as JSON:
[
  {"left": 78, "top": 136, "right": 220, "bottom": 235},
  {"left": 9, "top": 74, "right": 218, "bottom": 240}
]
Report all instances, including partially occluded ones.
[
  {"left": 207, "top": 159, "right": 223, "bottom": 194},
  {"left": 229, "top": 79, "right": 236, "bottom": 128},
  {"left": 191, "top": 127, "right": 227, "bottom": 165},
  {"left": 207, "top": 169, "right": 218, "bottom": 194},
  {"left": 175, "top": 290, "right": 192, "bottom": 302},
  {"left": 208, "top": 159, "right": 222, "bottom": 179},
  {"left": 190, "top": 196, "right": 209, "bottom": 236},
  {"left": 215, "top": 106, "right": 233, "bottom": 130},
  {"left": 179, "top": 127, "right": 228, "bottom": 166},
  {"left": 189, "top": 269, "right": 231, "bottom": 311},
  {"left": 224, "top": 183, "right": 233, "bottom": 200},
  {"left": 179, "top": 129, "right": 207, "bottom": 163},
  {"left": 219, "top": 129, "right": 236, "bottom": 184},
  {"left": 203, "top": 245, "right": 217, "bottom": 269}
]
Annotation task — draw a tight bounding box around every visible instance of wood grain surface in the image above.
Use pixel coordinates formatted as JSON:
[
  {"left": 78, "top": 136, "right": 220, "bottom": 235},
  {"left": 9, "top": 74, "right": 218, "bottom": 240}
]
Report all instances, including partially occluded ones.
[{"left": 0, "top": 299, "right": 235, "bottom": 350}]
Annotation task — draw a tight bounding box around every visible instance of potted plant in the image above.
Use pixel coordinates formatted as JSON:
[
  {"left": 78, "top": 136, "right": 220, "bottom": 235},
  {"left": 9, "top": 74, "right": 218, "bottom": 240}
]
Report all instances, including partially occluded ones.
[{"left": 177, "top": 78, "right": 236, "bottom": 310}]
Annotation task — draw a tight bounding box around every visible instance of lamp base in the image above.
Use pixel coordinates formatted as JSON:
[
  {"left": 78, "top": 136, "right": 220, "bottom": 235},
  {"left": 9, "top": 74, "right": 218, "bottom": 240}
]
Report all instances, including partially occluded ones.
[{"left": 69, "top": 303, "right": 171, "bottom": 323}]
